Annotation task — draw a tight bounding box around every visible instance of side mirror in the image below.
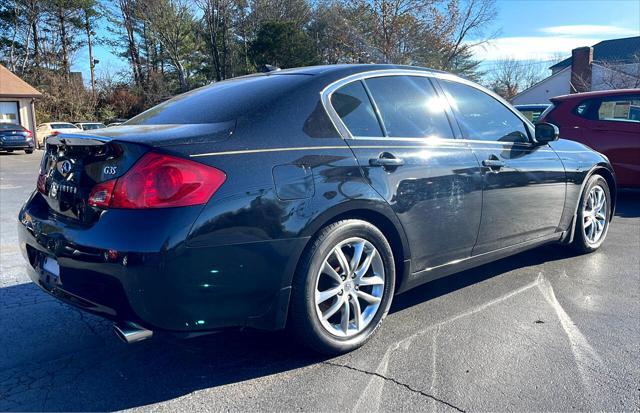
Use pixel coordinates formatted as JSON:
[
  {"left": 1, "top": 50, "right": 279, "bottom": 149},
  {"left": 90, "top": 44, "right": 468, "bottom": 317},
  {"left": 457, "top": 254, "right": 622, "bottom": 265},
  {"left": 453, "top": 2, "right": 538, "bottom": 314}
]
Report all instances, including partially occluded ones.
[{"left": 535, "top": 122, "right": 559, "bottom": 144}]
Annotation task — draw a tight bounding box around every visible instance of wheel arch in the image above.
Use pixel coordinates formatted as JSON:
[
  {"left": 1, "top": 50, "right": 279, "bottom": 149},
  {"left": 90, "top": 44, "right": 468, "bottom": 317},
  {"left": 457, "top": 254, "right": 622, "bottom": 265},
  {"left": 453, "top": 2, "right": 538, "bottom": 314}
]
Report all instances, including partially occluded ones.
[
  {"left": 592, "top": 164, "right": 617, "bottom": 217},
  {"left": 298, "top": 202, "right": 411, "bottom": 294},
  {"left": 566, "top": 163, "right": 617, "bottom": 244}
]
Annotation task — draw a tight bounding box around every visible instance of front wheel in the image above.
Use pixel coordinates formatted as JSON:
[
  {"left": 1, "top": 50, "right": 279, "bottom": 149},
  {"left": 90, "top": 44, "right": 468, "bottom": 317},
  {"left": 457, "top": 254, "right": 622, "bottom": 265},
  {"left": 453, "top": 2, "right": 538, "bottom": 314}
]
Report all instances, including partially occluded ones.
[
  {"left": 290, "top": 219, "right": 396, "bottom": 354},
  {"left": 571, "top": 174, "right": 611, "bottom": 253}
]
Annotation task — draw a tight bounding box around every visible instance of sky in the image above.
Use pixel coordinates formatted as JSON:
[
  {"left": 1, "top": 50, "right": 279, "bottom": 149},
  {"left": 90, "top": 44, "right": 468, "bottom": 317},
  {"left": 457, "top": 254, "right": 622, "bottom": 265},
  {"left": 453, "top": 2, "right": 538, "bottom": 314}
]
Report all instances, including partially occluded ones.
[{"left": 72, "top": 0, "right": 640, "bottom": 82}]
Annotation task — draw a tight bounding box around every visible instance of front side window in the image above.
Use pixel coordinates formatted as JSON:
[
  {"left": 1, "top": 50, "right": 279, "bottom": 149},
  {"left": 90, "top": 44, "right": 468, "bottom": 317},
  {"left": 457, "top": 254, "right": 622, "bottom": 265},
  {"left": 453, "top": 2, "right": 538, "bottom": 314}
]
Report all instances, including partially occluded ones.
[
  {"left": 364, "top": 76, "right": 454, "bottom": 139},
  {"left": 596, "top": 96, "right": 640, "bottom": 123},
  {"left": 51, "top": 123, "right": 78, "bottom": 129},
  {"left": 330, "top": 81, "right": 383, "bottom": 137},
  {"left": 440, "top": 80, "right": 530, "bottom": 143}
]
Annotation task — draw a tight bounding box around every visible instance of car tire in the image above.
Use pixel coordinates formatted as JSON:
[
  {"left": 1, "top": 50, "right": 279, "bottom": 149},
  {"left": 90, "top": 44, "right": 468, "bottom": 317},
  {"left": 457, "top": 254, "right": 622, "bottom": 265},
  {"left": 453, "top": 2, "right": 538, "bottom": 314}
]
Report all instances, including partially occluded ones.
[
  {"left": 571, "top": 174, "right": 611, "bottom": 253},
  {"left": 290, "top": 219, "right": 396, "bottom": 355},
  {"left": 25, "top": 149, "right": 33, "bottom": 154}
]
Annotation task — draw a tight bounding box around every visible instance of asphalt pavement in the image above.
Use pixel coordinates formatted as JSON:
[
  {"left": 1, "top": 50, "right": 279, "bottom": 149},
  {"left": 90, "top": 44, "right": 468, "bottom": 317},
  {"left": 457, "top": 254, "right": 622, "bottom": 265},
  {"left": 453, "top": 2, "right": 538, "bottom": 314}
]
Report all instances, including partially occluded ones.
[{"left": 1, "top": 151, "right": 638, "bottom": 412}]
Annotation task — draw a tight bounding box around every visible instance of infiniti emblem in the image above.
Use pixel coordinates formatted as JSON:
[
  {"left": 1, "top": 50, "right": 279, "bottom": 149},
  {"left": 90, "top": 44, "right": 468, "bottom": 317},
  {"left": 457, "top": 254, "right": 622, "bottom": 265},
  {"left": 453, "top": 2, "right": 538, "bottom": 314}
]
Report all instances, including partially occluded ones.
[{"left": 61, "top": 160, "right": 72, "bottom": 175}]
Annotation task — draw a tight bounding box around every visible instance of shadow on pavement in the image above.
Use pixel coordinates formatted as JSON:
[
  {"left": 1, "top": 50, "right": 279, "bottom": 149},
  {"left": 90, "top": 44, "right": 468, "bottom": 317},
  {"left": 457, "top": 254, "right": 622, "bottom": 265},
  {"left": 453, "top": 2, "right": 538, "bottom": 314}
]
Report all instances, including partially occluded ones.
[
  {"left": 0, "top": 283, "right": 323, "bottom": 411},
  {"left": 615, "top": 190, "right": 640, "bottom": 218}
]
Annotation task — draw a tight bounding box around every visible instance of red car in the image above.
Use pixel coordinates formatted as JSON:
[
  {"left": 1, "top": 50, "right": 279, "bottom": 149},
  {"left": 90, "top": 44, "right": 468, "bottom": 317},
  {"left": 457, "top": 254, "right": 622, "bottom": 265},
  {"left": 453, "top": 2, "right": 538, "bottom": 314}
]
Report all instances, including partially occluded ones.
[{"left": 540, "top": 89, "right": 640, "bottom": 188}]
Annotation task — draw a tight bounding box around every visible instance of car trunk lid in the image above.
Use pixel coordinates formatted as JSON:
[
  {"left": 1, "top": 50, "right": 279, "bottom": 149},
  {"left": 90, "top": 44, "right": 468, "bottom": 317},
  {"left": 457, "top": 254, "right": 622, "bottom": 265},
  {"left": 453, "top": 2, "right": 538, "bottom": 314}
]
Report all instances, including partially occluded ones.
[
  {"left": 39, "top": 122, "right": 234, "bottom": 223},
  {"left": 40, "top": 134, "right": 149, "bottom": 223}
]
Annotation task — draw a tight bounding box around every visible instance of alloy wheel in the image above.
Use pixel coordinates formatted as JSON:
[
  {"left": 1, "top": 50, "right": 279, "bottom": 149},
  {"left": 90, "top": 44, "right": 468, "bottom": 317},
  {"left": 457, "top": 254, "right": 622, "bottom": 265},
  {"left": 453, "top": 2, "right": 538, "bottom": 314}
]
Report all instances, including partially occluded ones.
[
  {"left": 314, "top": 237, "right": 385, "bottom": 337},
  {"left": 583, "top": 185, "right": 607, "bottom": 244}
]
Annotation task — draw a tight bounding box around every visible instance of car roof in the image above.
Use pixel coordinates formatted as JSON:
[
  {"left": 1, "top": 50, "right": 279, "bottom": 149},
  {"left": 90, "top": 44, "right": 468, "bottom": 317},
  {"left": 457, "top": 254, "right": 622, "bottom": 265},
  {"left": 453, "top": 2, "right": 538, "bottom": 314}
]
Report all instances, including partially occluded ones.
[
  {"left": 552, "top": 88, "right": 640, "bottom": 101},
  {"left": 263, "top": 64, "right": 449, "bottom": 87},
  {"left": 271, "top": 64, "right": 443, "bottom": 76}
]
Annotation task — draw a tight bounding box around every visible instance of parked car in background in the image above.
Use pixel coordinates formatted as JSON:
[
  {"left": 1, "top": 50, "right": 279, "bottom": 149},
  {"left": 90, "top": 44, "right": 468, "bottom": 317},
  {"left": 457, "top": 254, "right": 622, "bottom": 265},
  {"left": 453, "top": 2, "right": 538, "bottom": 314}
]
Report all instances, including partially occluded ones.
[
  {"left": 75, "top": 122, "right": 106, "bottom": 131},
  {"left": 35, "top": 122, "right": 81, "bottom": 147},
  {"left": 540, "top": 89, "right": 640, "bottom": 188},
  {"left": 106, "top": 122, "right": 122, "bottom": 127},
  {"left": 19, "top": 65, "right": 616, "bottom": 355},
  {"left": 0, "top": 123, "right": 34, "bottom": 154},
  {"left": 514, "top": 104, "right": 551, "bottom": 123}
]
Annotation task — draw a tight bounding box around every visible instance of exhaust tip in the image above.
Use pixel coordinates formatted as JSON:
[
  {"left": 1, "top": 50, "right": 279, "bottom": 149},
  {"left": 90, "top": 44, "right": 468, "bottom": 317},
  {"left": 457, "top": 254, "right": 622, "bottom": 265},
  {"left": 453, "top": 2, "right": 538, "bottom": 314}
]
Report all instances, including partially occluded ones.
[{"left": 113, "top": 321, "right": 153, "bottom": 344}]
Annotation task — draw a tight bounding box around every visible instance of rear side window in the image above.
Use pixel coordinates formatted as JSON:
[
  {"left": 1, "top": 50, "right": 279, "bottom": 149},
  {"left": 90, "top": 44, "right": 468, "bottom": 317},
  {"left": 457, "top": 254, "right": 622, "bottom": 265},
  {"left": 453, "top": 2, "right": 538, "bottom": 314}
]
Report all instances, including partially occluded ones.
[
  {"left": 0, "top": 123, "right": 22, "bottom": 130},
  {"left": 596, "top": 96, "right": 640, "bottom": 122},
  {"left": 440, "top": 80, "right": 529, "bottom": 143},
  {"left": 331, "top": 81, "right": 383, "bottom": 137},
  {"left": 364, "top": 76, "right": 453, "bottom": 139}
]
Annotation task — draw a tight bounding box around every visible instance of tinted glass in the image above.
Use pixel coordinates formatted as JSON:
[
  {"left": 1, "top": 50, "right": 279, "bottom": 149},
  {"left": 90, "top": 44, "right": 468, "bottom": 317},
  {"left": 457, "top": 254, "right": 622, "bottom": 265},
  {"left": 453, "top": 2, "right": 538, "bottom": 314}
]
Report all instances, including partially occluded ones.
[
  {"left": 51, "top": 123, "right": 78, "bottom": 129},
  {"left": 575, "top": 100, "right": 592, "bottom": 117},
  {"left": 331, "top": 81, "right": 383, "bottom": 137},
  {"left": 83, "top": 123, "right": 106, "bottom": 130},
  {"left": 127, "top": 74, "right": 310, "bottom": 125},
  {"left": 597, "top": 96, "right": 640, "bottom": 122},
  {"left": 441, "top": 80, "right": 529, "bottom": 143},
  {"left": 365, "top": 76, "right": 453, "bottom": 138},
  {"left": 0, "top": 123, "right": 22, "bottom": 130}
]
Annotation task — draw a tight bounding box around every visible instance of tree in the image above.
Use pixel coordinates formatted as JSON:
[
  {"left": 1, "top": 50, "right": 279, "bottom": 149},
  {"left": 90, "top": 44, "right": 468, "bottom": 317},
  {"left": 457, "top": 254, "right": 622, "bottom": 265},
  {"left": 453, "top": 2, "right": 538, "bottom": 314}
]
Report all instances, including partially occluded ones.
[
  {"left": 487, "top": 57, "right": 548, "bottom": 100},
  {"left": 250, "top": 21, "right": 319, "bottom": 68},
  {"left": 138, "top": 0, "right": 200, "bottom": 92},
  {"left": 197, "top": 0, "right": 238, "bottom": 81},
  {"left": 597, "top": 54, "right": 640, "bottom": 89}
]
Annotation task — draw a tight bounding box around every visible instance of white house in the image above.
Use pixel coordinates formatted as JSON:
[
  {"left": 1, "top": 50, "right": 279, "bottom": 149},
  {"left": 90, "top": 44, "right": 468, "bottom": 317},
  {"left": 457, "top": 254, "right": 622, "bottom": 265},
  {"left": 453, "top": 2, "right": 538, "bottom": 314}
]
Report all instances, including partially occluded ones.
[{"left": 512, "top": 36, "right": 640, "bottom": 105}]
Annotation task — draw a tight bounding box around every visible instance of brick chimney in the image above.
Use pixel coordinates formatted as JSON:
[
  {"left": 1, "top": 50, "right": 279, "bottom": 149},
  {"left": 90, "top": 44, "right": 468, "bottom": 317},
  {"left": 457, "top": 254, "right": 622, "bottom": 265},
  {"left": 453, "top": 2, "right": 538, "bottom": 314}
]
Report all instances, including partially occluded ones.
[{"left": 570, "top": 46, "right": 593, "bottom": 93}]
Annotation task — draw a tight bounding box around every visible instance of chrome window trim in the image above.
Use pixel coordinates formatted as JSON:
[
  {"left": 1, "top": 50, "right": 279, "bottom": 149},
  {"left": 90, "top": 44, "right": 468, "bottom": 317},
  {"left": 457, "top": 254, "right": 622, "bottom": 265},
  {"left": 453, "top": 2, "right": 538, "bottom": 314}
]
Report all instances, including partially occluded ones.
[{"left": 320, "top": 68, "right": 536, "bottom": 143}]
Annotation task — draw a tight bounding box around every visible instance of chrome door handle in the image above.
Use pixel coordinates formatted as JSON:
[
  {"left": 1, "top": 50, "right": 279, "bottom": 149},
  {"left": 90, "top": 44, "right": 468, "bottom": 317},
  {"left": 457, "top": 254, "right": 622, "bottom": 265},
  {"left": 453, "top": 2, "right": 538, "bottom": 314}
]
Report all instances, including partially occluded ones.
[
  {"left": 369, "top": 152, "right": 404, "bottom": 167},
  {"left": 482, "top": 159, "right": 505, "bottom": 170}
]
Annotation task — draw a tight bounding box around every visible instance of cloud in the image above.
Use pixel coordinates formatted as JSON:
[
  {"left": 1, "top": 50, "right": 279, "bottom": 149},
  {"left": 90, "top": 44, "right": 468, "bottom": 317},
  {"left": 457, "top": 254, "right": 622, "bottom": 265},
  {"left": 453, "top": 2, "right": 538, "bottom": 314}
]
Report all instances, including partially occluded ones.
[
  {"left": 540, "top": 25, "right": 639, "bottom": 37},
  {"left": 471, "top": 36, "right": 601, "bottom": 62},
  {"left": 470, "top": 24, "right": 639, "bottom": 63}
]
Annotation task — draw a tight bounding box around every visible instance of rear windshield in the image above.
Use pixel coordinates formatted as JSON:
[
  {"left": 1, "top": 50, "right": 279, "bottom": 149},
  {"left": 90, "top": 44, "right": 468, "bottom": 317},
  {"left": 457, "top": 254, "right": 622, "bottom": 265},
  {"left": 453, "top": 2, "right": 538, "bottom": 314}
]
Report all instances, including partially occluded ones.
[
  {"left": 81, "top": 123, "right": 106, "bottom": 130},
  {"left": 126, "top": 74, "right": 311, "bottom": 125},
  {"left": 52, "top": 123, "right": 78, "bottom": 129},
  {"left": 0, "top": 123, "right": 22, "bottom": 130}
]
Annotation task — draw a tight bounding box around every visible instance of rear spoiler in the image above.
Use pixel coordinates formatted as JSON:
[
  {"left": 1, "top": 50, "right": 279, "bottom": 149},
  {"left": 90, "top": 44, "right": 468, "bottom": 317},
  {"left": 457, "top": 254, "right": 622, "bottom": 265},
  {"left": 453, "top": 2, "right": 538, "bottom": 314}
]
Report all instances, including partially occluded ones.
[{"left": 47, "top": 134, "right": 112, "bottom": 146}]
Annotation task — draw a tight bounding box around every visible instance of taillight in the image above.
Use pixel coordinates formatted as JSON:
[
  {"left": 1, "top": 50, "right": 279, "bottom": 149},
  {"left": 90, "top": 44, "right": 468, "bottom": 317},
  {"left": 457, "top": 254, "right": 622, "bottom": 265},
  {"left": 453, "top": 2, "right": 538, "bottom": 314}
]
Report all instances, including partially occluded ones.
[
  {"left": 37, "top": 173, "right": 46, "bottom": 193},
  {"left": 88, "top": 152, "right": 226, "bottom": 209},
  {"left": 88, "top": 179, "right": 116, "bottom": 208}
]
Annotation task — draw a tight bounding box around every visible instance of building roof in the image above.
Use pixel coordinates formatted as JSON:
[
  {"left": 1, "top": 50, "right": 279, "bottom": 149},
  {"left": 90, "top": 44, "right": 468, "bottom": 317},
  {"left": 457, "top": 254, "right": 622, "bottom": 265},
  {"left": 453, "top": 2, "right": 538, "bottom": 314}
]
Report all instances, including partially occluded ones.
[
  {"left": 550, "top": 36, "right": 640, "bottom": 71},
  {"left": 0, "top": 64, "right": 42, "bottom": 98}
]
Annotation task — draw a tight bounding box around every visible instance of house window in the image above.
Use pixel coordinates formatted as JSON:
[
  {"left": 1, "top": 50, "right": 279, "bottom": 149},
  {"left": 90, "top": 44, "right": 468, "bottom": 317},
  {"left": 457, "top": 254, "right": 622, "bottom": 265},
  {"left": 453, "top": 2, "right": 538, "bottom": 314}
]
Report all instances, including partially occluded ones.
[{"left": 0, "top": 101, "right": 20, "bottom": 124}]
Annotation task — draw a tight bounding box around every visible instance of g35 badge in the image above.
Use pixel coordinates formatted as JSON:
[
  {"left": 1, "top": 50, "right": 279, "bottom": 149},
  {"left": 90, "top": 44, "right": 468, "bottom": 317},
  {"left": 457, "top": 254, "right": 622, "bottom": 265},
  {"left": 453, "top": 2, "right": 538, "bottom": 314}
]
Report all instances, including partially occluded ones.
[{"left": 103, "top": 166, "right": 117, "bottom": 175}]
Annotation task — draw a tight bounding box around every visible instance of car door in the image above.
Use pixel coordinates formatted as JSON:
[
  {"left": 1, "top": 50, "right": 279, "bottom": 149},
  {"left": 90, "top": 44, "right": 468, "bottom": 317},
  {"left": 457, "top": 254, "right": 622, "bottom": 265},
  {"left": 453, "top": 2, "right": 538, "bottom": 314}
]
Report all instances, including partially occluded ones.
[
  {"left": 584, "top": 94, "right": 640, "bottom": 187},
  {"left": 325, "top": 73, "right": 483, "bottom": 272},
  {"left": 437, "top": 78, "right": 566, "bottom": 255}
]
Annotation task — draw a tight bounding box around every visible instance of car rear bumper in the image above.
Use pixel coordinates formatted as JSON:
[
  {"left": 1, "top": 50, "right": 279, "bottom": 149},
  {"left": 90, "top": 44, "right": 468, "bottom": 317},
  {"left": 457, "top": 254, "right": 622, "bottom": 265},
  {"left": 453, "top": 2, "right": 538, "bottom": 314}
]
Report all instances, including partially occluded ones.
[
  {"left": 18, "top": 193, "right": 308, "bottom": 333},
  {"left": 0, "top": 141, "right": 34, "bottom": 150}
]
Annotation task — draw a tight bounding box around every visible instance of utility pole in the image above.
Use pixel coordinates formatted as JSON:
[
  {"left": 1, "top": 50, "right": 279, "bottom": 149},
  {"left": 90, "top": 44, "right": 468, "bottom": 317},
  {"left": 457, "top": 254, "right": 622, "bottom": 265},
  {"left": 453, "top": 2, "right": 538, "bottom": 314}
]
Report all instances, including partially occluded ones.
[{"left": 85, "top": 11, "right": 97, "bottom": 98}]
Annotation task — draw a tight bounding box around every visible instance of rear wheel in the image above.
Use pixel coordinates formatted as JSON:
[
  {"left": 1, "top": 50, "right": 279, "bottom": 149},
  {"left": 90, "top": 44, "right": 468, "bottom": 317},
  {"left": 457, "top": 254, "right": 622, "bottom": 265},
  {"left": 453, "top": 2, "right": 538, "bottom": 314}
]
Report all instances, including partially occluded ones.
[
  {"left": 290, "top": 219, "right": 395, "bottom": 354},
  {"left": 571, "top": 174, "right": 611, "bottom": 253}
]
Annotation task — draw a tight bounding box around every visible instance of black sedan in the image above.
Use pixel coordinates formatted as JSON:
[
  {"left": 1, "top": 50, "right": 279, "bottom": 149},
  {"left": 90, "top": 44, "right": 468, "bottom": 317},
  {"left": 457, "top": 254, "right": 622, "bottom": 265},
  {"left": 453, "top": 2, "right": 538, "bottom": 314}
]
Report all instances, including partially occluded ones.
[
  {"left": 18, "top": 65, "right": 615, "bottom": 354},
  {"left": 0, "top": 123, "right": 35, "bottom": 153}
]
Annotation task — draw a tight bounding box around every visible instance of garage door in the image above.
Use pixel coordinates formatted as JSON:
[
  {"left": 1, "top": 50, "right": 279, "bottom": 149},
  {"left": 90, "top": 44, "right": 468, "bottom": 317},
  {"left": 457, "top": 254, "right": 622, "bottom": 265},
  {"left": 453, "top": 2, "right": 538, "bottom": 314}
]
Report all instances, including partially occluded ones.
[{"left": 0, "top": 101, "right": 19, "bottom": 124}]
